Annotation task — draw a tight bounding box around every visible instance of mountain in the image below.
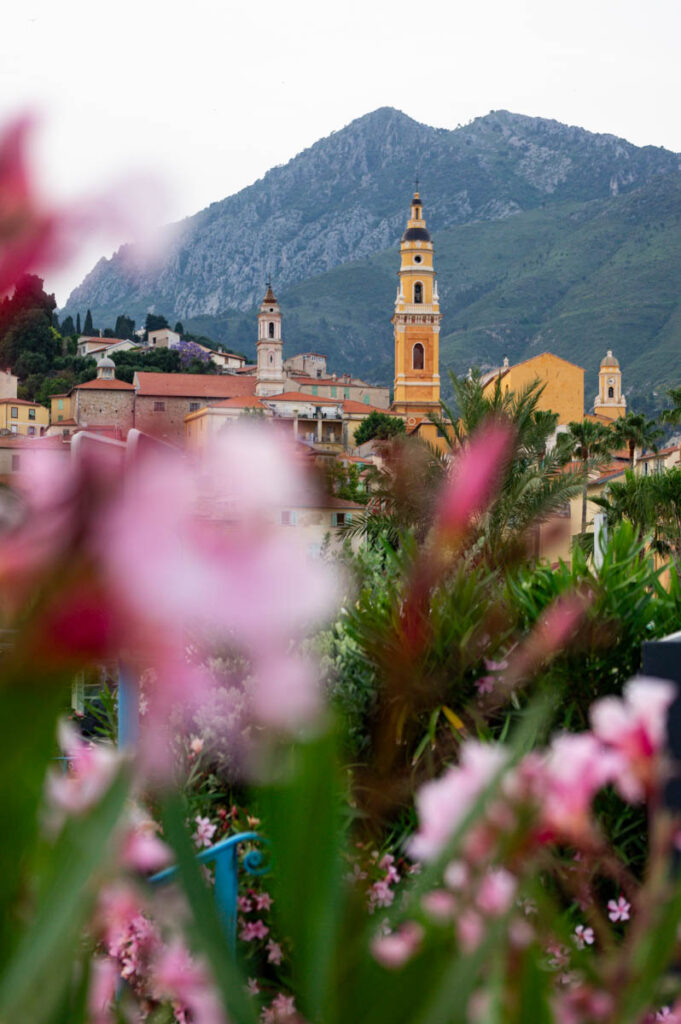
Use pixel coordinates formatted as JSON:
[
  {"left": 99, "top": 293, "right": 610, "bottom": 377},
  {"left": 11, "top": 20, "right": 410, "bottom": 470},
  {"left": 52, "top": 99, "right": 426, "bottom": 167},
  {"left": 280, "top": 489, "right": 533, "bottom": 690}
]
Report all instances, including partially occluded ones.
[
  {"left": 178, "top": 172, "right": 681, "bottom": 413},
  {"left": 64, "top": 107, "right": 680, "bottom": 327}
]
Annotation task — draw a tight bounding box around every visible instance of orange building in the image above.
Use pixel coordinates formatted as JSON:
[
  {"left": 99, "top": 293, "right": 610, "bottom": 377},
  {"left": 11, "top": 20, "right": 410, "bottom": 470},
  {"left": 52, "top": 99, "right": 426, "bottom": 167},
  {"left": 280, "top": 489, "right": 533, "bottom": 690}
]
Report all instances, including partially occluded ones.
[
  {"left": 391, "top": 190, "right": 441, "bottom": 425},
  {"left": 482, "top": 353, "right": 584, "bottom": 426}
]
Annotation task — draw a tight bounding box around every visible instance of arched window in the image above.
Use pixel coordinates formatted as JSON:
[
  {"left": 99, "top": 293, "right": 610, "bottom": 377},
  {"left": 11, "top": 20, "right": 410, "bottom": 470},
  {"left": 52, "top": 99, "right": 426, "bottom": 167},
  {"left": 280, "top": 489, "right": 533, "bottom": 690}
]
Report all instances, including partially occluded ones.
[
  {"left": 608, "top": 386, "right": 614, "bottom": 398},
  {"left": 268, "top": 322, "right": 275, "bottom": 338},
  {"left": 269, "top": 353, "right": 274, "bottom": 365},
  {"left": 413, "top": 343, "right": 425, "bottom": 370},
  {"left": 414, "top": 282, "right": 423, "bottom": 304}
]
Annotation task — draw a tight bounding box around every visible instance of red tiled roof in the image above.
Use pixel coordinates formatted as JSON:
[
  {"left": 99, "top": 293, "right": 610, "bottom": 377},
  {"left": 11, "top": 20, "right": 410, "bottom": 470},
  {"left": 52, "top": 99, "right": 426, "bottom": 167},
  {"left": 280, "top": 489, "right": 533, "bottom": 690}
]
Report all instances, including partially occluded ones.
[
  {"left": 53, "top": 418, "right": 78, "bottom": 425},
  {"left": 0, "top": 398, "right": 44, "bottom": 407},
  {"left": 0, "top": 435, "right": 69, "bottom": 448},
  {"left": 210, "top": 395, "right": 268, "bottom": 410},
  {"left": 134, "top": 372, "right": 257, "bottom": 398},
  {"left": 637, "top": 446, "right": 679, "bottom": 460},
  {"left": 342, "top": 400, "right": 396, "bottom": 414},
  {"left": 73, "top": 378, "right": 135, "bottom": 391},
  {"left": 265, "top": 391, "right": 333, "bottom": 404}
]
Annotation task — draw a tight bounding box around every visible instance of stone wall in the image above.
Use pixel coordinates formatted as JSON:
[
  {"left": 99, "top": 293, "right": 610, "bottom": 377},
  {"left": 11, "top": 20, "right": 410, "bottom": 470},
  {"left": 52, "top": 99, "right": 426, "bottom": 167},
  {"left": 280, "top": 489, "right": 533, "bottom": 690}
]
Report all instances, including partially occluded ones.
[
  {"left": 134, "top": 395, "right": 211, "bottom": 445},
  {"left": 74, "top": 390, "right": 135, "bottom": 435}
]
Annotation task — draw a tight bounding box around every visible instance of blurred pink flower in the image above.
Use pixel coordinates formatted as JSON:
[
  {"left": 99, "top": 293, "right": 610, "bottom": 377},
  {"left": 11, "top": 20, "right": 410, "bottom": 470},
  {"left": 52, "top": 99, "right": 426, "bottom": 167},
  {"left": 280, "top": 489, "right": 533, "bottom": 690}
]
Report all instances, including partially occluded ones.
[
  {"left": 255, "top": 891, "right": 274, "bottom": 911},
  {"left": 87, "top": 956, "right": 117, "bottom": 1024},
  {"left": 476, "top": 868, "right": 517, "bottom": 916},
  {"left": 457, "top": 909, "right": 484, "bottom": 953},
  {"left": 537, "top": 732, "right": 619, "bottom": 842},
  {"left": 371, "top": 922, "right": 424, "bottom": 970},
  {"left": 574, "top": 924, "right": 594, "bottom": 949},
  {"left": 45, "top": 722, "right": 120, "bottom": 826},
  {"left": 408, "top": 741, "right": 506, "bottom": 861},
  {"left": 591, "top": 678, "right": 674, "bottom": 801},
  {"left": 121, "top": 825, "right": 172, "bottom": 874},
  {"left": 421, "top": 888, "right": 457, "bottom": 921},
  {"left": 152, "top": 939, "right": 227, "bottom": 1024},
  {"left": 435, "top": 420, "right": 514, "bottom": 537},
  {"left": 240, "top": 919, "right": 269, "bottom": 941}
]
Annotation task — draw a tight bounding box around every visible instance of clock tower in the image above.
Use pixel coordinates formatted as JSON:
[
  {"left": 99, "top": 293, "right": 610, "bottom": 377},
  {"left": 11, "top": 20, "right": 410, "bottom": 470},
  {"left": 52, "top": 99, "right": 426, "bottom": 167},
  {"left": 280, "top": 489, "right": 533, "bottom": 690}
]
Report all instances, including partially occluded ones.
[
  {"left": 256, "top": 283, "right": 286, "bottom": 397},
  {"left": 391, "top": 189, "right": 442, "bottom": 422}
]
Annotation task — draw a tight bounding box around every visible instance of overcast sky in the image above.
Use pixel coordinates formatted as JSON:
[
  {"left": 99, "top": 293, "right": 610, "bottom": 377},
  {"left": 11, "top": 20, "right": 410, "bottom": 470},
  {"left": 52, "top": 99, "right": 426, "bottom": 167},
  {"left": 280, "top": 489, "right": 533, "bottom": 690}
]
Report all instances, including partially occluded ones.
[{"left": 2, "top": 0, "right": 680, "bottom": 305}]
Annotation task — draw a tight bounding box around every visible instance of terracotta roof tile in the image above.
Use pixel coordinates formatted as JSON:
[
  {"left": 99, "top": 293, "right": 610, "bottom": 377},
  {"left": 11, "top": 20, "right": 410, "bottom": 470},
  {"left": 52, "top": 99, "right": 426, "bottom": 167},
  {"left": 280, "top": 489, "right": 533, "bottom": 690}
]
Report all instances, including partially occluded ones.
[
  {"left": 73, "top": 378, "right": 135, "bottom": 391},
  {"left": 134, "top": 372, "right": 257, "bottom": 398},
  {"left": 342, "top": 400, "right": 396, "bottom": 414},
  {"left": 210, "top": 395, "right": 268, "bottom": 409},
  {"left": 265, "top": 391, "right": 333, "bottom": 404},
  {"left": 0, "top": 398, "right": 44, "bottom": 407}
]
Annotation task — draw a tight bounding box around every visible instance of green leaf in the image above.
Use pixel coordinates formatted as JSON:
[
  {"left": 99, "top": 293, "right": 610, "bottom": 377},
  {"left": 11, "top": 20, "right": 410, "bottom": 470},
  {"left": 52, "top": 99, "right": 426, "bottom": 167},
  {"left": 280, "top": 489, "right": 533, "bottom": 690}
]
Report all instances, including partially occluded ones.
[
  {"left": 0, "top": 767, "right": 130, "bottom": 1024},
  {"left": 260, "top": 730, "right": 344, "bottom": 1024}
]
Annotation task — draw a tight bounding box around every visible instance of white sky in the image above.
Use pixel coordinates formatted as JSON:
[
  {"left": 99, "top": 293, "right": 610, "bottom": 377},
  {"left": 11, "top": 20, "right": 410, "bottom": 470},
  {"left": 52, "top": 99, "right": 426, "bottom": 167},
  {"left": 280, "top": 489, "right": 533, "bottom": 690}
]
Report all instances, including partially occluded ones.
[{"left": 2, "top": 0, "right": 680, "bottom": 305}]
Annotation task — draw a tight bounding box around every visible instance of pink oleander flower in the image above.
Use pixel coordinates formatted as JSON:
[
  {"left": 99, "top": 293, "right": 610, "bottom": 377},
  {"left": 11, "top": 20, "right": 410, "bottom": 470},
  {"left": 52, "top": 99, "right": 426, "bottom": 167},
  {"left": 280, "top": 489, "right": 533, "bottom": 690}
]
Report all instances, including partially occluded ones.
[
  {"left": 475, "top": 675, "right": 495, "bottom": 695},
  {"left": 408, "top": 741, "right": 507, "bottom": 861},
  {"left": 121, "top": 826, "right": 172, "bottom": 874},
  {"left": 443, "top": 860, "right": 469, "bottom": 890},
  {"left": 574, "top": 924, "right": 595, "bottom": 949},
  {"left": 421, "top": 888, "right": 457, "bottom": 921},
  {"left": 484, "top": 658, "right": 509, "bottom": 673},
  {"left": 379, "top": 853, "right": 400, "bottom": 885},
  {"left": 457, "top": 909, "right": 484, "bottom": 953},
  {"left": 368, "top": 878, "right": 395, "bottom": 912},
  {"left": 536, "top": 732, "right": 619, "bottom": 842},
  {"left": 152, "top": 939, "right": 227, "bottom": 1024},
  {"left": 238, "top": 896, "right": 253, "bottom": 913},
  {"left": 189, "top": 735, "right": 205, "bottom": 755},
  {"left": 607, "top": 895, "right": 631, "bottom": 923},
  {"left": 240, "top": 919, "right": 269, "bottom": 942},
  {"left": 266, "top": 939, "right": 284, "bottom": 965},
  {"left": 371, "top": 922, "right": 424, "bottom": 970},
  {"left": 45, "top": 721, "right": 120, "bottom": 828},
  {"left": 476, "top": 868, "right": 517, "bottom": 916},
  {"left": 656, "top": 1007, "right": 680, "bottom": 1022},
  {"left": 247, "top": 977, "right": 260, "bottom": 995},
  {"left": 261, "top": 993, "right": 298, "bottom": 1022},
  {"left": 255, "top": 891, "right": 273, "bottom": 911},
  {"left": 435, "top": 420, "right": 514, "bottom": 537},
  {"left": 193, "top": 816, "right": 216, "bottom": 849},
  {"left": 547, "top": 943, "right": 571, "bottom": 970},
  {"left": 591, "top": 677, "right": 675, "bottom": 801}
]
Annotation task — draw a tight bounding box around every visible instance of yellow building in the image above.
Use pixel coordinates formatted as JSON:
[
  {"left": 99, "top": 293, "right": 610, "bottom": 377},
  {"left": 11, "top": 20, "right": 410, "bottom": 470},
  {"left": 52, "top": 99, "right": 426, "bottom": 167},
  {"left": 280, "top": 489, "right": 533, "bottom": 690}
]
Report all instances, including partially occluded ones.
[
  {"left": 482, "top": 353, "right": 584, "bottom": 426},
  {"left": 593, "top": 350, "right": 626, "bottom": 420},
  {"left": 391, "top": 190, "right": 441, "bottom": 425},
  {"left": 50, "top": 392, "right": 73, "bottom": 426},
  {"left": 0, "top": 398, "right": 49, "bottom": 436}
]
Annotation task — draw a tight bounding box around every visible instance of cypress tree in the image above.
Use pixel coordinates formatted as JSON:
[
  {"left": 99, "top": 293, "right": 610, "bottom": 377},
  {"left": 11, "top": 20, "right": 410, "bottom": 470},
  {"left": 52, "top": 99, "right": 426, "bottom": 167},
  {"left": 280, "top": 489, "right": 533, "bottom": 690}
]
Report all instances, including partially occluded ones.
[
  {"left": 83, "top": 309, "right": 94, "bottom": 335},
  {"left": 76, "top": 312, "right": 81, "bottom": 334}
]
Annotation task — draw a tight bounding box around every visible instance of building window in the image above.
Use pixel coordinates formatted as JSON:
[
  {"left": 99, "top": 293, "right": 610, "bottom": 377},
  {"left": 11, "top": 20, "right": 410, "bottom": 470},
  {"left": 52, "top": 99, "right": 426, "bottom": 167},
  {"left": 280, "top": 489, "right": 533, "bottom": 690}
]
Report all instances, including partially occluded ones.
[
  {"left": 11, "top": 455, "right": 20, "bottom": 471},
  {"left": 269, "top": 353, "right": 274, "bottom": 365},
  {"left": 414, "top": 282, "right": 423, "bottom": 304},
  {"left": 363, "top": 394, "right": 370, "bottom": 404},
  {"left": 10, "top": 407, "right": 17, "bottom": 418},
  {"left": 608, "top": 386, "right": 614, "bottom": 398},
  {"left": 189, "top": 402, "right": 200, "bottom": 412},
  {"left": 28, "top": 408, "right": 35, "bottom": 420},
  {"left": 10, "top": 425, "right": 17, "bottom": 434},
  {"left": 279, "top": 510, "right": 297, "bottom": 526},
  {"left": 344, "top": 387, "right": 350, "bottom": 399},
  {"left": 57, "top": 415, "right": 63, "bottom": 422},
  {"left": 269, "top": 322, "right": 275, "bottom": 338},
  {"left": 332, "top": 512, "right": 352, "bottom": 527},
  {"left": 312, "top": 386, "right": 318, "bottom": 396},
  {"left": 58, "top": 399, "right": 63, "bottom": 410},
  {"left": 316, "top": 370, "right": 322, "bottom": 378},
  {"left": 27, "top": 426, "right": 35, "bottom": 436},
  {"left": 331, "top": 386, "right": 336, "bottom": 397},
  {"left": 413, "top": 343, "right": 425, "bottom": 370},
  {"left": 153, "top": 401, "right": 166, "bottom": 412}
]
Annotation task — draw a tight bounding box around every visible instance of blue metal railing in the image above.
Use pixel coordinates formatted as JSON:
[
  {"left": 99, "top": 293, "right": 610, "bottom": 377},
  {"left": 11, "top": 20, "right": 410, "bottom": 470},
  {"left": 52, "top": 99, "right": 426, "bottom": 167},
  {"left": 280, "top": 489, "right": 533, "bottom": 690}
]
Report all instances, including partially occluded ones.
[{"left": 149, "top": 832, "right": 270, "bottom": 952}]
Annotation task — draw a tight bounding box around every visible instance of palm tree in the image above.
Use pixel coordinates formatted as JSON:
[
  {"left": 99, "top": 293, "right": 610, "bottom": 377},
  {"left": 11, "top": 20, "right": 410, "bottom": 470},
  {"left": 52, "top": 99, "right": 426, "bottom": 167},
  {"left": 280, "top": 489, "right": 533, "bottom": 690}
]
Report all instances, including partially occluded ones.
[
  {"left": 557, "top": 419, "right": 618, "bottom": 533},
  {"left": 661, "top": 386, "right": 681, "bottom": 428},
  {"left": 593, "top": 468, "right": 681, "bottom": 566},
  {"left": 613, "top": 412, "right": 662, "bottom": 466}
]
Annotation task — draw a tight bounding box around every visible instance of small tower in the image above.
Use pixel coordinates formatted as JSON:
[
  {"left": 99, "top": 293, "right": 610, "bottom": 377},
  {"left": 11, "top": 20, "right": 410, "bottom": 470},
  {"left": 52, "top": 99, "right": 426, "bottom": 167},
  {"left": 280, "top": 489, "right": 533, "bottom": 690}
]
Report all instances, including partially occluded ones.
[
  {"left": 255, "top": 283, "right": 286, "bottom": 397},
  {"left": 391, "top": 189, "right": 442, "bottom": 421},
  {"left": 96, "top": 354, "right": 116, "bottom": 381},
  {"left": 594, "top": 350, "right": 626, "bottom": 420}
]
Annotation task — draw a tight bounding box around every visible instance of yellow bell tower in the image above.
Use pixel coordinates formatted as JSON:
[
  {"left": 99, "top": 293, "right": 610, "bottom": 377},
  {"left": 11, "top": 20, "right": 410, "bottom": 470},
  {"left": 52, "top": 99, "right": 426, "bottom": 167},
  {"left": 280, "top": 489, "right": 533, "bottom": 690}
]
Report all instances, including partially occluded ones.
[{"left": 392, "top": 188, "right": 441, "bottom": 421}]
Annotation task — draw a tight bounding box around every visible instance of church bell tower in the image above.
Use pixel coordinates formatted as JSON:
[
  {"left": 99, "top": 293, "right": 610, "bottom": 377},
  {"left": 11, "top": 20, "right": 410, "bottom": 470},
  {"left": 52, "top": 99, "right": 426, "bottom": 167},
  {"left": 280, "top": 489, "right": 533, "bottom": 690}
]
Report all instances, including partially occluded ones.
[
  {"left": 391, "top": 189, "right": 441, "bottom": 422},
  {"left": 256, "top": 283, "right": 286, "bottom": 397}
]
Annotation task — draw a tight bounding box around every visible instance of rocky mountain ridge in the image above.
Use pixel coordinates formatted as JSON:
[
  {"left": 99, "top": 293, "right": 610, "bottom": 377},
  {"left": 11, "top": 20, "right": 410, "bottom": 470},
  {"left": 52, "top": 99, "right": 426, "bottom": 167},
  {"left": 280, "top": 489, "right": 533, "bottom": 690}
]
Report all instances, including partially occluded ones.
[{"left": 63, "top": 107, "right": 680, "bottom": 325}]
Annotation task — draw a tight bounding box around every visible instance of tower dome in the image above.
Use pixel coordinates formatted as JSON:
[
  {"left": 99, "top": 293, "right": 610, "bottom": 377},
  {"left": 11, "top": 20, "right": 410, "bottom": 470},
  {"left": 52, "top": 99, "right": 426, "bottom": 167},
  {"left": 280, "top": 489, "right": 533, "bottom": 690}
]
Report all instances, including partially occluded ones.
[
  {"left": 96, "top": 354, "right": 116, "bottom": 380},
  {"left": 600, "top": 350, "right": 619, "bottom": 368},
  {"left": 594, "top": 350, "right": 625, "bottom": 420}
]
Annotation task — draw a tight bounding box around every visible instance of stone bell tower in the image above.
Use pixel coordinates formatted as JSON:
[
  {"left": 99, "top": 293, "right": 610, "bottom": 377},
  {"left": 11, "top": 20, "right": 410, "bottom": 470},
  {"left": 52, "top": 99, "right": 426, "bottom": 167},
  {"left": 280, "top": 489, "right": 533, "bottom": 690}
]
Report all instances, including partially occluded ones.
[
  {"left": 255, "top": 283, "right": 286, "bottom": 397},
  {"left": 594, "top": 350, "right": 626, "bottom": 420}
]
